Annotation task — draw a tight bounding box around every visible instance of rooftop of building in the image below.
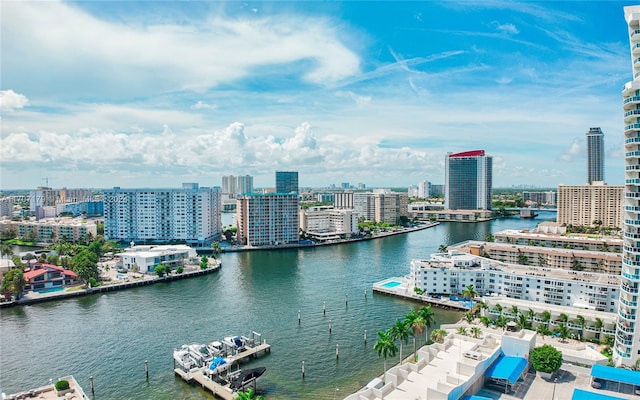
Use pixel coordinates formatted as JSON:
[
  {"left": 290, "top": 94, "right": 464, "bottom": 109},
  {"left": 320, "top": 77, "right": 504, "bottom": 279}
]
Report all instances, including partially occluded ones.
[
  {"left": 415, "top": 253, "right": 621, "bottom": 287},
  {"left": 494, "top": 229, "right": 622, "bottom": 245}
]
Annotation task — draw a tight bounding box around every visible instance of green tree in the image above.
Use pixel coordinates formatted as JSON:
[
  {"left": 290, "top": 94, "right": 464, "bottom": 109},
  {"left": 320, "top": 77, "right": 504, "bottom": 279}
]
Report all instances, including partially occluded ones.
[
  {"left": 595, "top": 318, "right": 604, "bottom": 342},
  {"left": 456, "top": 327, "right": 468, "bottom": 336},
  {"left": 517, "top": 314, "right": 529, "bottom": 330},
  {"left": 71, "top": 250, "right": 99, "bottom": 285},
  {"left": 0, "top": 242, "right": 13, "bottom": 261},
  {"left": 461, "top": 284, "right": 477, "bottom": 300},
  {"left": 389, "top": 319, "right": 410, "bottom": 365},
  {"left": 1, "top": 268, "right": 25, "bottom": 300},
  {"left": 155, "top": 264, "right": 167, "bottom": 277},
  {"left": 405, "top": 310, "right": 426, "bottom": 360},
  {"left": 437, "top": 244, "right": 448, "bottom": 253},
  {"left": 211, "top": 242, "right": 222, "bottom": 259},
  {"left": 11, "top": 255, "right": 24, "bottom": 269},
  {"left": 575, "top": 315, "right": 586, "bottom": 340},
  {"left": 541, "top": 311, "right": 551, "bottom": 328},
  {"left": 176, "top": 266, "right": 184, "bottom": 274},
  {"left": 200, "top": 255, "right": 209, "bottom": 270},
  {"left": 373, "top": 330, "right": 398, "bottom": 375},
  {"left": 536, "top": 325, "right": 551, "bottom": 338},
  {"left": 470, "top": 326, "right": 482, "bottom": 339},
  {"left": 530, "top": 344, "right": 562, "bottom": 374},
  {"left": 418, "top": 306, "right": 436, "bottom": 342},
  {"left": 510, "top": 305, "right": 519, "bottom": 318},
  {"left": 484, "top": 233, "right": 495, "bottom": 242},
  {"left": 556, "top": 324, "right": 569, "bottom": 342},
  {"left": 559, "top": 313, "right": 569, "bottom": 324},
  {"left": 430, "top": 328, "right": 447, "bottom": 344},
  {"left": 479, "top": 316, "right": 491, "bottom": 327}
]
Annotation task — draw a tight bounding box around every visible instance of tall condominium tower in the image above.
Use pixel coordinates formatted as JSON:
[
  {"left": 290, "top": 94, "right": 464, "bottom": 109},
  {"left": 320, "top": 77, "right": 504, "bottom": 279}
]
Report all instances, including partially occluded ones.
[
  {"left": 275, "top": 171, "right": 299, "bottom": 194},
  {"left": 236, "top": 193, "right": 299, "bottom": 246},
  {"left": 586, "top": 127, "right": 605, "bottom": 184},
  {"left": 617, "top": 5, "right": 640, "bottom": 367},
  {"left": 221, "top": 175, "right": 253, "bottom": 196},
  {"left": 444, "top": 150, "right": 492, "bottom": 210},
  {"left": 103, "top": 183, "right": 221, "bottom": 248}
]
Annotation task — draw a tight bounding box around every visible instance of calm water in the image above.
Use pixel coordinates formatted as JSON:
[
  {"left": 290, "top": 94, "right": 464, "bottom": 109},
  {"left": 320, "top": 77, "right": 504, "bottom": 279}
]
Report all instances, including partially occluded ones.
[{"left": 0, "top": 212, "right": 554, "bottom": 399}]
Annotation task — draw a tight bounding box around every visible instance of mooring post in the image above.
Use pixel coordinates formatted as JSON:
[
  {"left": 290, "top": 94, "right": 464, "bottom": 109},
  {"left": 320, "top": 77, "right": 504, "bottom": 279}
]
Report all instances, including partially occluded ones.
[
  {"left": 364, "top": 329, "right": 367, "bottom": 344},
  {"left": 323, "top": 301, "right": 326, "bottom": 316},
  {"left": 302, "top": 360, "right": 305, "bottom": 379},
  {"left": 336, "top": 344, "right": 339, "bottom": 359},
  {"left": 329, "top": 319, "right": 332, "bottom": 334},
  {"left": 298, "top": 309, "right": 301, "bottom": 325},
  {"left": 145, "top": 360, "right": 149, "bottom": 381},
  {"left": 345, "top": 293, "right": 348, "bottom": 306},
  {"left": 90, "top": 376, "right": 94, "bottom": 395}
]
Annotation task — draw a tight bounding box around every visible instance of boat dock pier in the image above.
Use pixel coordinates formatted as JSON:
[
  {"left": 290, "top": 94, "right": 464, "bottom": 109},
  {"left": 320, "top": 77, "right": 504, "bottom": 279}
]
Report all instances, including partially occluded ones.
[{"left": 174, "top": 339, "right": 271, "bottom": 399}]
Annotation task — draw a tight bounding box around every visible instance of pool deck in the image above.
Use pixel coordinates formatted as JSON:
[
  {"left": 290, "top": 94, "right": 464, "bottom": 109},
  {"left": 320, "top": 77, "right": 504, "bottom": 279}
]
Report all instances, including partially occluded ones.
[{"left": 373, "top": 277, "right": 472, "bottom": 311}]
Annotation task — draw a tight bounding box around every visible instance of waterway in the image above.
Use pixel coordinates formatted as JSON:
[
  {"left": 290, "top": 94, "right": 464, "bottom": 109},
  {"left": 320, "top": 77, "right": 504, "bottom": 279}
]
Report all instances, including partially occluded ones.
[{"left": 0, "top": 212, "right": 555, "bottom": 399}]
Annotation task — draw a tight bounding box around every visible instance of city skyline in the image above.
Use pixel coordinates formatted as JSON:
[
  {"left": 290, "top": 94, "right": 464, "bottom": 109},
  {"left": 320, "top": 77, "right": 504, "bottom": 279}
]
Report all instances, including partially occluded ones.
[{"left": 0, "top": 1, "right": 635, "bottom": 189}]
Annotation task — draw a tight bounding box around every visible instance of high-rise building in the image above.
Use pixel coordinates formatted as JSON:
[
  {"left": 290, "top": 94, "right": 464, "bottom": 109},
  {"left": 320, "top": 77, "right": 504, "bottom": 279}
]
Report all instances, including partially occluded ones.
[
  {"left": 617, "top": 5, "right": 640, "bottom": 367},
  {"left": 236, "top": 193, "right": 299, "bottom": 246},
  {"left": 103, "top": 183, "right": 221, "bottom": 248},
  {"left": 418, "top": 180, "right": 431, "bottom": 199},
  {"left": 275, "top": 171, "right": 299, "bottom": 194},
  {"left": 587, "top": 127, "right": 605, "bottom": 184},
  {"left": 522, "top": 191, "right": 557, "bottom": 207},
  {"left": 221, "top": 175, "right": 253, "bottom": 196},
  {"left": 557, "top": 183, "right": 623, "bottom": 229},
  {"left": 444, "top": 150, "right": 492, "bottom": 210}
]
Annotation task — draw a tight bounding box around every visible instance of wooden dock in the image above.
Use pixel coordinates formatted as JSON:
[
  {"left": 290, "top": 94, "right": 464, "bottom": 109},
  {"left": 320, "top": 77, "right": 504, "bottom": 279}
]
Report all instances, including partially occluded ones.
[{"left": 174, "top": 341, "right": 271, "bottom": 399}]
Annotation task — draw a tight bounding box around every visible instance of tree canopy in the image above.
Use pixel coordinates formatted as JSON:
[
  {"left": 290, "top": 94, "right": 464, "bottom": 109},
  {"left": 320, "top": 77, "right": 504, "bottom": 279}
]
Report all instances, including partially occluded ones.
[{"left": 530, "top": 344, "right": 562, "bottom": 373}]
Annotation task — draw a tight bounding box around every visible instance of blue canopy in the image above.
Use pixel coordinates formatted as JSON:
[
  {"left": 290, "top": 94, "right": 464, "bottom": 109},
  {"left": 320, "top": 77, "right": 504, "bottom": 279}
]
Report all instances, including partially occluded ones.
[
  {"left": 462, "top": 396, "right": 493, "bottom": 400},
  {"left": 484, "top": 355, "right": 528, "bottom": 385},
  {"left": 591, "top": 364, "right": 640, "bottom": 386},
  {"left": 209, "top": 357, "right": 227, "bottom": 370},
  {"left": 572, "top": 388, "right": 625, "bottom": 400}
]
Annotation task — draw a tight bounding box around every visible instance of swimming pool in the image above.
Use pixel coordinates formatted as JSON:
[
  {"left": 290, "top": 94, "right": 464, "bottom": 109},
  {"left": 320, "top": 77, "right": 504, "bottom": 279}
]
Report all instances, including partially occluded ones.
[
  {"left": 382, "top": 281, "right": 401, "bottom": 288},
  {"left": 38, "top": 287, "right": 64, "bottom": 294}
]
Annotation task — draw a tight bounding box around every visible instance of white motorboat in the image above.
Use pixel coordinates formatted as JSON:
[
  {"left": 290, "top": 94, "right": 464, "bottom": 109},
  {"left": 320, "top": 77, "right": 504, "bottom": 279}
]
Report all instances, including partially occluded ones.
[
  {"left": 222, "top": 336, "right": 246, "bottom": 354},
  {"left": 173, "top": 346, "right": 199, "bottom": 371}
]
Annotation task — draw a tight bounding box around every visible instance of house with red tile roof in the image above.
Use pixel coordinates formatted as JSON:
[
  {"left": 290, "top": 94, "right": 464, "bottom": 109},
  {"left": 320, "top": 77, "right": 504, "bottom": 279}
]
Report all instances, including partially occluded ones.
[{"left": 23, "top": 263, "right": 77, "bottom": 293}]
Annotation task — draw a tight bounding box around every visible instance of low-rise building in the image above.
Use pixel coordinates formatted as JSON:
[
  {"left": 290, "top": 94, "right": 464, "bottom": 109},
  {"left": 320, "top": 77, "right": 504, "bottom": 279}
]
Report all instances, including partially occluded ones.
[
  {"left": 493, "top": 229, "right": 622, "bottom": 253},
  {"left": 0, "top": 218, "right": 98, "bottom": 243},
  {"left": 410, "top": 253, "right": 620, "bottom": 312},
  {"left": 299, "top": 206, "right": 359, "bottom": 241},
  {"left": 407, "top": 206, "right": 492, "bottom": 222},
  {"left": 451, "top": 240, "right": 622, "bottom": 275},
  {"left": 23, "top": 263, "right": 78, "bottom": 292},
  {"left": 118, "top": 244, "right": 198, "bottom": 273}
]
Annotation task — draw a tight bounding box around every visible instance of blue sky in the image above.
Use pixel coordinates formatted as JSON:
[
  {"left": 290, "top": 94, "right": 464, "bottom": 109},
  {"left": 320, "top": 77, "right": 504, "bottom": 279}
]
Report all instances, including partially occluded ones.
[{"left": 0, "top": 1, "right": 636, "bottom": 189}]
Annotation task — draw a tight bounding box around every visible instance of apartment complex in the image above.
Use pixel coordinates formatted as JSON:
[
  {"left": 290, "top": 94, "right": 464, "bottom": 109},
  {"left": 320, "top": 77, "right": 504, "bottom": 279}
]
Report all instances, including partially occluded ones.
[
  {"left": 617, "top": 5, "right": 640, "bottom": 366},
  {"left": 221, "top": 175, "right": 253, "bottom": 196},
  {"left": 236, "top": 193, "right": 299, "bottom": 246},
  {"left": 0, "top": 218, "right": 98, "bottom": 243},
  {"left": 493, "top": 229, "right": 623, "bottom": 253},
  {"left": 557, "top": 183, "right": 623, "bottom": 228},
  {"left": 410, "top": 253, "right": 620, "bottom": 313},
  {"left": 587, "top": 127, "right": 605, "bottom": 184},
  {"left": 444, "top": 150, "right": 492, "bottom": 210},
  {"left": 103, "top": 183, "right": 221, "bottom": 248},
  {"left": 334, "top": 190, "right": 408, "bottom": 224},
  {"left": 522, "top": 191, "right": 557, "bottom": 207},
  {"left": 118, "top": 244, "right": 198, "bottom": 273},
  {"left": 275, "top": 171, "right": 299, "bottom": 194},
  {"left": 451, "top": 240, "right": 622, "bottom": 275},
  {"left": 299, "top": 206, "right": 359, "bottom": 241},
  {"left": 29, "top": 187, "right": 94, "bottom": 212}
]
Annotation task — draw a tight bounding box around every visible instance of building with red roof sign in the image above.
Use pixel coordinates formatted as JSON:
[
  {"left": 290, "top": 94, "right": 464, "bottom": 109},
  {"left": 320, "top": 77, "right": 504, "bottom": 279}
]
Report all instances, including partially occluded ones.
[{"left": 445, "top": 150, "right": 492, "bottom": 211}]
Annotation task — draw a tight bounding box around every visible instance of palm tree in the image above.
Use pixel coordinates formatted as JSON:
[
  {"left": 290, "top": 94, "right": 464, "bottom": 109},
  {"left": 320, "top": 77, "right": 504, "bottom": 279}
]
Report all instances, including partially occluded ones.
[
  {"left": 405, "top": 310, "right": 426, "bottom": 360},
  {"left": 510, "top": 305, "right": 519, "bottom": 319},
  {"left": 479, "top": 316, "right": 491, "bottom": 327},
  {"left": 373, "top": 330, "right": 398, "bottom": 375},
  {"left": 430, "top": 328, "right": 447, "bottom": 344},
  {"left": 456, "top": 327, "right": 468, "bottom": 336},
  {"left": 556, "top": 324, "right": 569, "bottom": 342},
  {"left": 418, "top": 306, "right": 436, "bottom": 342},
  {"left": 575, "top": 315, "right": 586, "bottom": 340},
  {"left": 541, "top": 310, "right": 551, "bottom": 329},
  {"left": 464, "top": 311, "right": 474, "bottom": 324},
  {"left": 461, "top": 284, "right": 477, "bottom": 300},
  {"left": 559, "top": 313, "right": 569, "bottom": 324},
  {"left": 527, "top": 308, "right": 535, "bottom": 321},
  {"left": 211, "top": 242, "right": 222, "bottom": 259},
  {"left": 492, "top": 304, "right": 503, "bottom": 315},
  {"left": 389, "top": 319, "right": 410, "bottom": 365},
  {"left": 470, "top": 327, "right": 482, "bottom": 339},
  {"left": 0, "top": 242, "right": 13, "bottom": 262},
  {"left": 495, "top": 315, "right": 508, "bottom": 330},
  {"left": 437, "top": 244, "right": 448, "bottom": 253},
  {"left": 517, "top": 314, "right": 529, "bottom": 330},
  {"left": 595, "top": 318, "right": 604, "bottom": 342}
]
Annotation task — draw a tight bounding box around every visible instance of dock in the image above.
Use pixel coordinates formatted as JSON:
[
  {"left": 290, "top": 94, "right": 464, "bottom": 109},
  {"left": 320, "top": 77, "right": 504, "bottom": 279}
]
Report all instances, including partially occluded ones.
[{"left": 174, "top": 341, "right": 271, "bottom": 399}]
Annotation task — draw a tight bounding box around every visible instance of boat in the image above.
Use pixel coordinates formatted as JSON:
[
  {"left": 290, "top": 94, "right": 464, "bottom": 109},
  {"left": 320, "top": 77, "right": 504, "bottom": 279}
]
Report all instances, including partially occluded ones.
[
  {"left": 205, "top": 356, "right": 233, "bottom": 377},
  {"left": 222, "top": 336, "right": 247, "bottom": 354},
  {"left": 173, "top": 346, "right": 199, "bottom": 371},
  {"left": 229, "top": 367, "right": 267, "bottom": 391}
]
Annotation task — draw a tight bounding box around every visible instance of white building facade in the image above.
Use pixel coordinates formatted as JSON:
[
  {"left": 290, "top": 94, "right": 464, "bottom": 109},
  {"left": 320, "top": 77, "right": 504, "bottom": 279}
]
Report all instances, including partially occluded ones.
[
  {"left": 104, "top": 183, "right": 221, "bottom": 248},
  {"left": 299, "top": 206, "right": 359, "bottom": 241},
  {"left": 236, "top": 193, "right": 299, "bottom": 246},
  {"left": 119, "top": 244, "right": 198, "bottom": 273},
  {"left": 617, "top": 5, "right": 640, "bottom": 366}
]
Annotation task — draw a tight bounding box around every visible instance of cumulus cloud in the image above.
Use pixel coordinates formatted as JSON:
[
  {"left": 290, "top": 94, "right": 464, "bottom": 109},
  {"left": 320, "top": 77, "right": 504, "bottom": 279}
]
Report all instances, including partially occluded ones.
[
  {"left": 0, "top": 90, "right": 29, "bottom": 112},
  {"left": 560, "top": 138, "right": 582, "bottom": 161}
]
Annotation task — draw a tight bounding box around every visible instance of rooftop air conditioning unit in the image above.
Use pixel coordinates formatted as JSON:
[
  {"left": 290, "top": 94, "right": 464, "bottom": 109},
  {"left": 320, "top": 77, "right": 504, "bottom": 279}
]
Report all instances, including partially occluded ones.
[{"left": 463, "top": 351, "right": 482, "bottom": 361}]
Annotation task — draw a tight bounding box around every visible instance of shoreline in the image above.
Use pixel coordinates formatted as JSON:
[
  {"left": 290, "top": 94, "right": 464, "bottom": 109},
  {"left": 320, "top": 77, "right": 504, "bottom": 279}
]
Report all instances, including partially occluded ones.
[{"left": 202, "top": 221, "right": 440, "bottom": 254}]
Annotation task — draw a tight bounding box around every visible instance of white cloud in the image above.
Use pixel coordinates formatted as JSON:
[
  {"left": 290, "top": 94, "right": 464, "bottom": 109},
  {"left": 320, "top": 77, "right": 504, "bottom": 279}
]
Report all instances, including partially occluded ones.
[
  {"left": 560, "top": 138, "right": 583, "bottom": 161},
  {"left": 492, "top": 21, "right": 519, "bottom": 35},
  {"left": 335, "top": 90, "right": 371, "bottom": 106},
  {"left": 191, "top": 101, "right": 217, "bottom": 110},
  {"left": 1, "top": 1, "right": 361, "bottom": 98},
  {"left": 0, "top": 90, "right": 29, "bottom": 112}
]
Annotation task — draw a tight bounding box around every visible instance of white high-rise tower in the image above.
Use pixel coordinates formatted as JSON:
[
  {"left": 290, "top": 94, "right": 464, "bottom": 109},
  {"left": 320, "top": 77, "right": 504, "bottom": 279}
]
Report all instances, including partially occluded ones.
[{"left": 617, "top": 5, "right": 640, "bottom": 367}]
